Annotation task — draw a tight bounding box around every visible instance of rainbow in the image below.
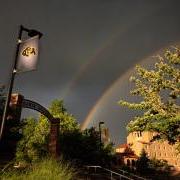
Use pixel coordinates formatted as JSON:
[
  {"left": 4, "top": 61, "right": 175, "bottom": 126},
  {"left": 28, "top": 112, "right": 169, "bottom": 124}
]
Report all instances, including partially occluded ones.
[
  {"left": 81, "top": 43, "right": 180, "bottom": 130},
  {"left": 62, "top": 9, "right": 157, "bottom": 99}
]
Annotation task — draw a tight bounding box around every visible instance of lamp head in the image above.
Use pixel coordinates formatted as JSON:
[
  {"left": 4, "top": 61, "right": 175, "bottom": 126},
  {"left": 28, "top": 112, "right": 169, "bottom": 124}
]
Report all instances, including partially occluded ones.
[{"left": 28, "top": 29, "right": 43, "bottom": 39}]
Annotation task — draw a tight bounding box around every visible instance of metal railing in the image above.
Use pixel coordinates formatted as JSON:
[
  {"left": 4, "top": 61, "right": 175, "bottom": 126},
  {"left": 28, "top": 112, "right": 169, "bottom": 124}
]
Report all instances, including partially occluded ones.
[
  {"left": 117, "top": 169, "right": 148, "bottom": 180},
  {"left": 85, "top": 165, "right": 134, "bottom": 180}
]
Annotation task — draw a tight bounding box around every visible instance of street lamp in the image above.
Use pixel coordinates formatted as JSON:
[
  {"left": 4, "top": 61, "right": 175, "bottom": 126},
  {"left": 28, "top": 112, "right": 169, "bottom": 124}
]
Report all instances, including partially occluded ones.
[
  {"left": 99, "top": 121, "right": 104, "bottom": 145},
  {"left": 0, "top": 25, "right": 43, "bottom": 140},
  {"left": 23, "top": 26, "right": 43, "bottom": 38}
]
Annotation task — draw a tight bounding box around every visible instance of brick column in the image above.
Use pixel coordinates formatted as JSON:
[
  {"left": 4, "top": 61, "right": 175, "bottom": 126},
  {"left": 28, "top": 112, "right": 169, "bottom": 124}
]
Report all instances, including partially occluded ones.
[
  {"left": 10, "top": 93, "right": 24, "bottom": 121},
  {"left": 48, "top": 118, "right": 60, "bottom": 158}
]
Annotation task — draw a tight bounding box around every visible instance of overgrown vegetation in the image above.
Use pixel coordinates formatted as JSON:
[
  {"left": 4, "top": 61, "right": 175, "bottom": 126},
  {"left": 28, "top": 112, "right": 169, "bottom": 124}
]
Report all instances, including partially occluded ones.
[
  {"left": 15, "top": 100, "right": 78, "bottom": 163},
  {"left": 60, "top": 127, "right": 114, "bottom": 166},
  {"left": 136, "top": 149, "right": 150, "bottom": 174},
  {"left": 0, "top": 158, "right": 76, "bottom": 180},
  {"left": 119, "top": 47, "right": 180, "bottom": 150},
  {"left": 15, "top": 99, "right": 114, "bottom": 166}
]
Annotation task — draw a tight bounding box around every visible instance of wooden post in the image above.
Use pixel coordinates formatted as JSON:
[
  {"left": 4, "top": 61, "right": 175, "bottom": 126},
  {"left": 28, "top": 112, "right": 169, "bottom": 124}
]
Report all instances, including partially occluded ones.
[{"left": 49, "top": 118, "right": 60, "bottom": 158}]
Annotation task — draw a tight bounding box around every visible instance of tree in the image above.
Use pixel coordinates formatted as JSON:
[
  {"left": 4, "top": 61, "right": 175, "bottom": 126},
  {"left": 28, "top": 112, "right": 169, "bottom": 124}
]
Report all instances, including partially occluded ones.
[
  {"left": 48, "top": 100, "right": 78, "bottom": 133},
  {"left": 16, "top": 100, "right": 78, "bottom": 163},
  {"left": 136, "top": 149, "right": 150, "bottom": 174},
  {"left": 16, "top": 99, "right": 114, "bottom": 165},
  {"left": 119, "top": 47, "right": 180, "bottom": 146},
  {"left": 59, "top": 127, "right": 114, "bottom": 166},
  {"left": 16, "top": 117, "right": 49, "bottom": 162},
  {"left": 136, "top": 151, "right": 172, "bottom": 177}
]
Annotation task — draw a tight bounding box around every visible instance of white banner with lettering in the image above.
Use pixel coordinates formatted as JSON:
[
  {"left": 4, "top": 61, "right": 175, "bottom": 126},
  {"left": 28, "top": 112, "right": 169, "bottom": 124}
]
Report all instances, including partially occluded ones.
[{"left": 17, "top": 35, "right": 39, "bottom": 73}]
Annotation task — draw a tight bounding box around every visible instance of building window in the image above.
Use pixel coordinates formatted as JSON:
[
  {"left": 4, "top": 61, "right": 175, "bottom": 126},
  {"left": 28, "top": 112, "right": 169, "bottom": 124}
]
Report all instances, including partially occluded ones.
[{"left": 137, "top": 132, "right": 141, "bottom": 137}]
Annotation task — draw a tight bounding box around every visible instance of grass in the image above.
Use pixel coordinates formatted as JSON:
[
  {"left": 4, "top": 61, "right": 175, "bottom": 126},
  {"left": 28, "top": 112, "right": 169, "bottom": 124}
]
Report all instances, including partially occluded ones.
[{"left": 0, "top": 158, "right": 76, "bottom": 180}]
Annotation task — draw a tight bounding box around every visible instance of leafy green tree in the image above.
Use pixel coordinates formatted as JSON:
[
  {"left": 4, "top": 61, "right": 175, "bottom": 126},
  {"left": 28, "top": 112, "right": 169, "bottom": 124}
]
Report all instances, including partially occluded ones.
[
  {"left": 16, "top": 100, "right": 78, "bottom": 163},
  {"left": 16, "top": 117, "right": 49, "bottom": 162},
  {"left": 48, "top": 100, "right": 78, "bottom": 133},
  {"left": 39, "top": 100, "right": 78, "bottom": 134},
  {"left": 119, "top": 48, "right": 180, "bottom": 146},
  {"left": 16, "top": 99, "right": 114, "bottom": 165}
]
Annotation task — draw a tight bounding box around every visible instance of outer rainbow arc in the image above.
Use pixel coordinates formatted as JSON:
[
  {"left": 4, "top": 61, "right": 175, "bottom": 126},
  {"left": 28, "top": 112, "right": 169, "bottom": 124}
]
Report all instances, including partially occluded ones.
[{"left": 62, "top": 8, "right": 159, "bottom": 99}]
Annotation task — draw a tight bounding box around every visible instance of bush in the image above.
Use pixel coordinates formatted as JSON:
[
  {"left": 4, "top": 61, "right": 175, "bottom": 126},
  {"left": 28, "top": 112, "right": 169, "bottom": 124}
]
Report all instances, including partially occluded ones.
[
  {"left": 149, "top": 158, "right": 172, "bottom": 172},
  {"left": 59, "top": 128, "right": 115, "bottom": 166}
]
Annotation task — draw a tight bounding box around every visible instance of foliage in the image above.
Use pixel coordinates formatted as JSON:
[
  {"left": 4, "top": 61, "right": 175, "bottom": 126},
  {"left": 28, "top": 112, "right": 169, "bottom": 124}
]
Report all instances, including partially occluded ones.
[
  {"left": 0, "top": 158, "right": 76, "bottom": 180},
  {"left": 16, "top": 100, "right": 78, "bottom": 163},
  {"left": 60, "top": 127, "right": 114, "bottom": 166},
  {"left": 149, "top": 158, "right": 172, "bottom": 172},
  {"left": 16, "top": 99, "right": 114, "bottom": 166},
  {"left": 16, "top": 117, "right": 49, "bottom": 163},
  {"left": 48, "top": 100, "right": 78, "bottom": 133},
  {"left": 136, "top": 149, "right": 150, "bottom": 174},
  {"left": 119, "top": 47, "right": 180, "bottom": 145},
  {"left": 135, "top": 150, "right": 172, "bottom": 178}
]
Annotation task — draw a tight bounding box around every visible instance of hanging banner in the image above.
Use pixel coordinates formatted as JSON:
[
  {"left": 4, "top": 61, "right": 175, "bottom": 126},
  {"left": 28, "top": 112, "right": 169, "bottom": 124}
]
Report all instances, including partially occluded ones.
[{"left": 16, "top": 35, "right": 39, "bottom": 73}]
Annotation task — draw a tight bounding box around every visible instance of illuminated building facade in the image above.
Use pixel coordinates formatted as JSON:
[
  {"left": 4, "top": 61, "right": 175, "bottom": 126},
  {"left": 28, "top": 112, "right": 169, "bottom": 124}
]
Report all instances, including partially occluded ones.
[{"left": 116, "top": 131, "right": 180, "bottom": 170}]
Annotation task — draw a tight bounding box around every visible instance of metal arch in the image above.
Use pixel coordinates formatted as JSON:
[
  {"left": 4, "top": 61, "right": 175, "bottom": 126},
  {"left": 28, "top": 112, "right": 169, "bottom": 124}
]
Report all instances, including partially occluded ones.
[{"left": 22, "top": 99, "right": 53, "bottom": 120}]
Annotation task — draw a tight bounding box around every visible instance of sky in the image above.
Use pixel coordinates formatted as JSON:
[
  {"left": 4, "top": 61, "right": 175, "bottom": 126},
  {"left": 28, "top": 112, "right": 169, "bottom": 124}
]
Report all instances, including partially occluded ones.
[{"left": 0, "top": 0, "right": 180, "bottom": 145}]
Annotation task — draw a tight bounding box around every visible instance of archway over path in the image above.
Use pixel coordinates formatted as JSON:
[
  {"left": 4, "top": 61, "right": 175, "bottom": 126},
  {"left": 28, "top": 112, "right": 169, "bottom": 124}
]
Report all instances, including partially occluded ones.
[{"left": 11, "top": 94, "right": 60, "bottom": 158}]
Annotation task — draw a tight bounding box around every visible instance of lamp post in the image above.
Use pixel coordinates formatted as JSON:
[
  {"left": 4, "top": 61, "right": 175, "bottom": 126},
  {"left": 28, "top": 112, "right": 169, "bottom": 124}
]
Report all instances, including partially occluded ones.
[
  {"left": 0, "top": 25, "right": 43, "bottom": 140},
  {"left": 99, "top": 121, "right": 104, "bottom": 145}
]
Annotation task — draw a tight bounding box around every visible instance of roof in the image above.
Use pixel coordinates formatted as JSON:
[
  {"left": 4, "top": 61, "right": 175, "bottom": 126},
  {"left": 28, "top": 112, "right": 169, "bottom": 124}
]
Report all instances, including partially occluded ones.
[{"left": 116, "top": 144, "right": 129, "bottom": 149}]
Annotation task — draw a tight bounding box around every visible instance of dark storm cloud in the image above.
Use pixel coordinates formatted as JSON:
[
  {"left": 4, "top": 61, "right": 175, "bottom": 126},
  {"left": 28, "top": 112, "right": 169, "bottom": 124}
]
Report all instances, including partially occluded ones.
[{"left": 0, "top": 0, "right": 180, "bottom": 144}]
